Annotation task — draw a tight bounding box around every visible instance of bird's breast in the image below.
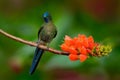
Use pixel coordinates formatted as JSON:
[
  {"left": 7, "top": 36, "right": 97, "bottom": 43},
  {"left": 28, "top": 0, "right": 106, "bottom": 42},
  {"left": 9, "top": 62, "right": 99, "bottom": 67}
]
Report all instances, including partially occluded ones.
[
  {"left": 40, "top": 29, "right": 54, "bottom": 43},
  {"left": 39, "top": 23, "right": 56, "bottom": 43}
]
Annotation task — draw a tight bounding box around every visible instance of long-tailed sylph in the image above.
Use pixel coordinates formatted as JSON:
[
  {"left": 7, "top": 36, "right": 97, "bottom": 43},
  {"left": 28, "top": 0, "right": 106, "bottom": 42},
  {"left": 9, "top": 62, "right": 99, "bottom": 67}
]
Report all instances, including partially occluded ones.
[{"left": 29, "top": 12, "right": 57, "bottom": 75}]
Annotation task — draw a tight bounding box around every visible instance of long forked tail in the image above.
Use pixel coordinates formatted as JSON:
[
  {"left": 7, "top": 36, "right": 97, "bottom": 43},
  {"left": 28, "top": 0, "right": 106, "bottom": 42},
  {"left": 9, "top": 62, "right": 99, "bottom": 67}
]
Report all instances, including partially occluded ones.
[{"left": 29, "top": 47, "right": 44, "bottom": 75}]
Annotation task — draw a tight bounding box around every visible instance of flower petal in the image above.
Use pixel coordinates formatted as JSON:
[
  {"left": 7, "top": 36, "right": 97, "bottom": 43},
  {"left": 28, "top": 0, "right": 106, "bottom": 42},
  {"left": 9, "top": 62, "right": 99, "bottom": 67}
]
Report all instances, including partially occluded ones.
[
  {"left": 79, "top": 46, "right": 87, "bottom": 55},
  {"left": 68, "top": 46, "right": 78, "bottom": 54},
  {"left": 69, "top": 54, "right": 79, "bottom": 61},
  {"left": 60, "top": 43, "right": 69, "bottom": 52},
  {"left": 79, "top": 54, "right": 88, "bottom": 62}
]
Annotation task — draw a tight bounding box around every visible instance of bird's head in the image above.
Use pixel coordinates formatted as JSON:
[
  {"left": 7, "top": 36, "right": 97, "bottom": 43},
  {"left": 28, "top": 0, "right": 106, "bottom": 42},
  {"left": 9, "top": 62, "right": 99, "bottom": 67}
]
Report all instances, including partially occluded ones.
[{"left": 43, "top": 12, "right": 52, "bottom": 23}]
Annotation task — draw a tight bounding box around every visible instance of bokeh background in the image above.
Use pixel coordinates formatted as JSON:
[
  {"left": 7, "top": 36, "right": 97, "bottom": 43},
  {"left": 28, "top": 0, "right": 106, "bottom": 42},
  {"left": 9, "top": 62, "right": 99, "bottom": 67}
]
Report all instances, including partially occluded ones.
[{"left": 0, "top": 0, "right": 120, "bottom": 80}]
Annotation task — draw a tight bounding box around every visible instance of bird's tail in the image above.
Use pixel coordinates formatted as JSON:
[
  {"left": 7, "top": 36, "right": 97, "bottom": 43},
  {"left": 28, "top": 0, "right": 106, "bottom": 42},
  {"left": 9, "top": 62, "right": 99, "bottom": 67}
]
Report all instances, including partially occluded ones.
[{"left": 29, "top": 47, "right": 44, "bottom": 75}]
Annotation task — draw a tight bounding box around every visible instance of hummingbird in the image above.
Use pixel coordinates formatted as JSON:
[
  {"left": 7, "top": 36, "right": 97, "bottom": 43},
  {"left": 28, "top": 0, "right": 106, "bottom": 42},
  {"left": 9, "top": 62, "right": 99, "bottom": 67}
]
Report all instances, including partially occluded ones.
[{"left": 29, "top": 12, "right": 57, "bottom": 75}]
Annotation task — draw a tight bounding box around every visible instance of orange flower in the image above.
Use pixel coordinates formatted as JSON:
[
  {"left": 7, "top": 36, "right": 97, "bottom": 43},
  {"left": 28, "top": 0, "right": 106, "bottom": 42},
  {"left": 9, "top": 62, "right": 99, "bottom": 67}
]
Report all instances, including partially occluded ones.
[
  {"left": 86, "top": 49, "right": 92, "bottom": 54},
  {"left": 74, "top": 38, "right": 82, "bottom": 48},
  {"left": 60, "top": 43, "right": 69, "bottom": 52},
  {"left": 60, "top": 34, "right": 99, "bottom": 62},
  {"left": 79, "top": 46, "right": 87, "bottom": 55},
  {"left": 79, "top": 54, "right": 88, "bottom": 62},
  {"left": 88, "top": 36, "right": 94, "bottom": 49},
  {"left": 69, "top": 54, "right": 79, "bottom": 61},
  {"left": 88, "top": 36, "right": 94, "bottom": 43},
  {"left": 64, "top": 35, "right": 73, "bottom": 46},
  {"left": 68, "top": 46, "right": 78, "bottom": 55}
]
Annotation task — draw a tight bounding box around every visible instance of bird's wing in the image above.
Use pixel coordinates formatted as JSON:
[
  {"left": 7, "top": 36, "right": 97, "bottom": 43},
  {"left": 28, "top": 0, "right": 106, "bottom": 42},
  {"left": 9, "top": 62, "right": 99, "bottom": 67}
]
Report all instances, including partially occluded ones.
[
  {"left": 54, "top": 29, "right": 57, "bottom": 38},
  {"left": 38, "top": 26, "right": 44, "bottom": 38}
]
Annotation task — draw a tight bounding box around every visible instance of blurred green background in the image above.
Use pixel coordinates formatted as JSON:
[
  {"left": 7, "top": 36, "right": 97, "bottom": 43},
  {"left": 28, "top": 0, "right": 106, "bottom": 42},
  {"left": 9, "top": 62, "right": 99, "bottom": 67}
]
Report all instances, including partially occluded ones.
[{"left": 0, "top": 0, "right": 120, "bottom": 80}]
